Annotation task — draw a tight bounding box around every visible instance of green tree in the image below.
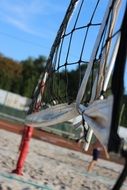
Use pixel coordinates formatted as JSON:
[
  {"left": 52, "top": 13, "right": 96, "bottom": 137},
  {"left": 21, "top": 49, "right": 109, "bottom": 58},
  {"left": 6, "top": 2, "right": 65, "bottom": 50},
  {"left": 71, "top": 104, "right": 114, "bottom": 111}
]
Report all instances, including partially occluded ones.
[
  {"left": 20, "top": 56, "right": 46, "bottom": 98},
  {"left": 0, "top": 54, "right": 22, "bottom": 92}
]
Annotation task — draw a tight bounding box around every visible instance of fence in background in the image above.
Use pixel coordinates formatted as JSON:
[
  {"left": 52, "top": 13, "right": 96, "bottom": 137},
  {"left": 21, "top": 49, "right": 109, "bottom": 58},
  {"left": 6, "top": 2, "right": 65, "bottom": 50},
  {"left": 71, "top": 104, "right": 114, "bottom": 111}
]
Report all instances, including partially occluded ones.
[{"left": 0, "top": 89, "right": 31, "bottom": 111}]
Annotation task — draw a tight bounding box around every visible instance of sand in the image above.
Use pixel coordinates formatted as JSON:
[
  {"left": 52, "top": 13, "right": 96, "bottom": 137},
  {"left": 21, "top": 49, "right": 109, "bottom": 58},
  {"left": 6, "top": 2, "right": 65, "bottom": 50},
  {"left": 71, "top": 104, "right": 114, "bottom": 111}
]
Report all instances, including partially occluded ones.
[{"left": 0, "top": 129, "right": 127, "bottom": 190}]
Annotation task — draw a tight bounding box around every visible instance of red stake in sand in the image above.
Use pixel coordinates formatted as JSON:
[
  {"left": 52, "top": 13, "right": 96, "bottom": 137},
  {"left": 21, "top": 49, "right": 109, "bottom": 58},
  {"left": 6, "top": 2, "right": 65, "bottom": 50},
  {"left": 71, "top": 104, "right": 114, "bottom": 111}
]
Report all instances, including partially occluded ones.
[{"left": 12, "top": 77, "right": 47, "bottom": 175}]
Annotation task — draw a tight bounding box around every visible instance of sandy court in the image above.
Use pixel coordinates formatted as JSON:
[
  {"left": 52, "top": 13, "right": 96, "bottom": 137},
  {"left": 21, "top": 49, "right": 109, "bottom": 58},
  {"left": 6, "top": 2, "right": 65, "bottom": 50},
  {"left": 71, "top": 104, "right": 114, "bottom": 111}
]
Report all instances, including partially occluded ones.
[{"left": 0, "top": 129, "right": 127, "bottom": 190}]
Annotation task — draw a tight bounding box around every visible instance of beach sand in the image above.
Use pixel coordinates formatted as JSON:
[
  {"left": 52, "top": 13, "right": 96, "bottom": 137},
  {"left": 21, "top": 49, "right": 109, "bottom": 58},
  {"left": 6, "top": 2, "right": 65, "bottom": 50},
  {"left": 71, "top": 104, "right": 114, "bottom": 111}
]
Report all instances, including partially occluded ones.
[{"left": 0, "top": 129, "right": 126, "bottom": 190}]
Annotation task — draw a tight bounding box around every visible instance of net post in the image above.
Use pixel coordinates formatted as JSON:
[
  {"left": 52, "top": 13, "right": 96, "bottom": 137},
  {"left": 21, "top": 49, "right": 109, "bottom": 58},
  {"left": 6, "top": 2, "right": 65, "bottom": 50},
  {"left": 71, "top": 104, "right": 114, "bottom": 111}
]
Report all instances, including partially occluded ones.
[
  {"left": 12, "top": 126, "right": 33, "bottom": 175},
  {"left": 12, "top": 73, "right": 48, "bottom": 175}
]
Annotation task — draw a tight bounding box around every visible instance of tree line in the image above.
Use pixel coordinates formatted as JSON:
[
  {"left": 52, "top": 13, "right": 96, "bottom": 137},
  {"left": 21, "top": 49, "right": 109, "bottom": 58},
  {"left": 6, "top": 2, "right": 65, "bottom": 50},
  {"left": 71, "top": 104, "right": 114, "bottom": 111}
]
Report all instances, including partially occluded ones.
[
  {"left": 0, "top": 53, "right": 89, "bottom": 100},
  {"left": 0, "top": 54, "right": 46, "bottom": 97},
  {"left": 0, "top": 53, "right": 126, "bottom": 126}
]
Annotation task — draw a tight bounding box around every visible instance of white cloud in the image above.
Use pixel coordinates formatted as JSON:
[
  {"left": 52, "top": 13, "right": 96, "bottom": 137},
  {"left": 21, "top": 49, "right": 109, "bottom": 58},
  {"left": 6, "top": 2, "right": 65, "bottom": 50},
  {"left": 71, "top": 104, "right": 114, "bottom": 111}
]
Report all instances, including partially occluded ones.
[
  {"left": 0, "top": 13, "right": 52, "bottom": 38},
  {"left": 0, "top": 0, "right": 67, "bottom": 38}
]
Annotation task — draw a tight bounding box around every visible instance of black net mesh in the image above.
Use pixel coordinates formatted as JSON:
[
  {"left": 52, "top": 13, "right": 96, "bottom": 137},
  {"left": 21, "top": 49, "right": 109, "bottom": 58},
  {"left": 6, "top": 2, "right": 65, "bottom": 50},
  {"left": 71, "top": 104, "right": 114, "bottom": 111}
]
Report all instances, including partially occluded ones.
[{"left": 28, "top": 0, "right": 126, "bottom": 113}]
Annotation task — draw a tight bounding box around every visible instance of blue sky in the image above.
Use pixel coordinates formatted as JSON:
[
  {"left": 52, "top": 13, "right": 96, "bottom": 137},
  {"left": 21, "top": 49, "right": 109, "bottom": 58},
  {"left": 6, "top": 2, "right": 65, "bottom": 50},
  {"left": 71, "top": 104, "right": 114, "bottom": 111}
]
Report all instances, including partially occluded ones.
[
  {"left": 0, "top": 0, "right": 70, "bottom": 61},
  {"left": 0, "top": 0, "right": 114, "bottom": 62},
  {"left": 0, "top": 0, "right": 124, "bottom": 62},
  {"left": 0, "top": 0, "right": 126, "bottom": 92}
]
